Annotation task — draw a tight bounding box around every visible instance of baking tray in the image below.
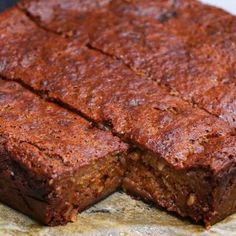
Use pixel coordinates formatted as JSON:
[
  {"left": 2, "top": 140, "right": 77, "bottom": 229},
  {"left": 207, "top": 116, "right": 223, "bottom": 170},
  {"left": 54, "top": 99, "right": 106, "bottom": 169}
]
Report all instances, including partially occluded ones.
[{"left": 0, "top": 0, "right": 235, "bottom": 235}]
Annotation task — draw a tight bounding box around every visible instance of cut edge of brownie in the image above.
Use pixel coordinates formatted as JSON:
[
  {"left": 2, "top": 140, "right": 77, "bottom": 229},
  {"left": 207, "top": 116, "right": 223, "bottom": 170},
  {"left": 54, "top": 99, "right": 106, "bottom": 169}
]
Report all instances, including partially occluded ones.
[
  {"left": 0, "top": 141, "right": 125, "bottom": 225},
  {"left": 123, "top": 145, "right": 236, "bottom": 228}
]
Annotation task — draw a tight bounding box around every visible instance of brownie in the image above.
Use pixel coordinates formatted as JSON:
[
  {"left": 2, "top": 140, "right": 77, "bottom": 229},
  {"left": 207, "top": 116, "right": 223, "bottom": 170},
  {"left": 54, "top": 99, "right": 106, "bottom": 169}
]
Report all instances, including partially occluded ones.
[
  {"left": 0, "top": 78, "right": 127, "bottom": 225},
  {"left": 18, "top": 0, "right": 236, "bottom": 129},
  {"left": 124, "top": 141, "right": 236, "bottom": 226},
  {"left": 0, "top": 6, "right": 235, "bottom": 227},
  {"left": 88, "top": 6, "right": 236, "bottom": 128}
]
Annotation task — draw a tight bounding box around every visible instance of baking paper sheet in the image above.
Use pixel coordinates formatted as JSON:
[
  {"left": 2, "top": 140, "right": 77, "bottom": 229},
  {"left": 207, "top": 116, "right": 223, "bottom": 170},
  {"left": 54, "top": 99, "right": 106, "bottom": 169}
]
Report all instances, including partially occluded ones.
[{"left": 0, "top": 192, "right": 235, "bottom": 236}]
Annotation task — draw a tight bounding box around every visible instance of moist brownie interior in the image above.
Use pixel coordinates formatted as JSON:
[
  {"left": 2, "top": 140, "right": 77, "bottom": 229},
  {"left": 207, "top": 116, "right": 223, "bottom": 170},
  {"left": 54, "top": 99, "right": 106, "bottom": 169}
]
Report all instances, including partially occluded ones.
[
  {"left": 0, "top": 79, "right": 127, "bottom": 225},
  {"left": 124, "top": 145, "right": 236, "bottom": 226},
  {"left": 0, "top": 0, "right": 235, "bottom": 227}
]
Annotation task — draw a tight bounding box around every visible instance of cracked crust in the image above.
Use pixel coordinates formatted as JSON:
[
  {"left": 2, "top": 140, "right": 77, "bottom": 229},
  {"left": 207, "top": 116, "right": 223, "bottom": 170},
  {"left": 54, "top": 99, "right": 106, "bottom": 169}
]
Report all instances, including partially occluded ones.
[
  {"left": 0, "top": 7, "right": 233, "bottom": 170},
  {"left": 19, "top": 0, "right": 236, "bottom": 128},
  {"left": 18, "top": 0, "right": 112, "bottom": 39},
  {"left": 87, "top": 3, "right": 236, "bottom": 129}
]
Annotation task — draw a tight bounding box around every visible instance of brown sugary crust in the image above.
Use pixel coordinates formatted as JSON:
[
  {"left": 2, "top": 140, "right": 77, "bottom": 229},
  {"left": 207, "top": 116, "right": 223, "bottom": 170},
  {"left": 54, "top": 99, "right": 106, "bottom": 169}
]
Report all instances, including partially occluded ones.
[
  {"left": 0, "top": 7, "right": 233, "bottom": 171},
  {"left": 0, "top": 79, "right": 127, "bottom": 172},
  {"left": 0, "top": 1, "right": 234, "bottom": 227},
  {"left": 89, "top": 1, "right": 236, "bottom": 128},
  {"left": 18, "top": 0, "right": 112, "bottom": 47},
  {"left": 0, "top": 79, "right": 127, "bottom": 225},
  {"left": 19, "top": 0, "right": 235, "bottom": 128}
]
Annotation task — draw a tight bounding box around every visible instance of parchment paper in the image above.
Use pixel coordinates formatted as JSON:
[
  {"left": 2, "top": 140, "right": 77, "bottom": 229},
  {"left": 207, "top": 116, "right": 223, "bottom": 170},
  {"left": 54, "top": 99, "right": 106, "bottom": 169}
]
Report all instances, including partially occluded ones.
[{"left": 0, "top": 192, "right": 235, "bottom": 236}]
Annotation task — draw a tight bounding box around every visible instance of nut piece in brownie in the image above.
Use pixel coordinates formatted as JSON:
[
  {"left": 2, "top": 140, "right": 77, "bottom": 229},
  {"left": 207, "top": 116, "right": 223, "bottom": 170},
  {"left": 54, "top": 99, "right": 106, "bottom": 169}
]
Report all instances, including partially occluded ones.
[
  {"left": 0, "top": 79, "right": 127, "bottom": 225},
  {"left": 0, "top": 7, "right": 235, "bottom": 226}
]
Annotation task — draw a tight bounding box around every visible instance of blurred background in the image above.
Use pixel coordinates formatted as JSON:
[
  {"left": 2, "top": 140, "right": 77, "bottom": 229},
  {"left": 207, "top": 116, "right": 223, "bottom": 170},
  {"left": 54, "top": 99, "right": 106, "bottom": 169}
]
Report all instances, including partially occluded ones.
[
  {"left": 0, "top": 0, "right": 17, "bottom": 12},
  {"left": 0, "top": 0, "right": 236, "bottom": 14},
  {"left": 204, "top": 0, "right": 236, "bottom": 14}
]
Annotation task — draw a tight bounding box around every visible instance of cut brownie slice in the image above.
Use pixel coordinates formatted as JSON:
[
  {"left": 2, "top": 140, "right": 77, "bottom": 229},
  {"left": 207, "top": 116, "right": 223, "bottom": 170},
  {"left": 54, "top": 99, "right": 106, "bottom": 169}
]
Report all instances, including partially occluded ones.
[
  {"left": 0, "top": 6, "right": 235, "bottom": 227},
  {"left": 124, "top": 139, "right": 236, "bottom": 227},
  {"left": 0, "top": 79, "right": 127, "bottom": 225}
]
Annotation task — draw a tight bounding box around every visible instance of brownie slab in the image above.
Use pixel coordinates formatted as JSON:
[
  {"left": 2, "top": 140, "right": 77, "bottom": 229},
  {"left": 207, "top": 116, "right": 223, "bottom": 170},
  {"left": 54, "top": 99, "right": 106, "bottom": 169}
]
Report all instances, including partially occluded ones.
[
  {"left": 87, "top": 3, "right": 236, "bottom": 128},
  {"left": 20, "top": 0, "right": 236, "bottom": 128},
  {"left": 0, "top": 79, "right": 127, "bottom": 225},
  {"left": 0, "top": 6, "right": 235, "bottom": 227}
]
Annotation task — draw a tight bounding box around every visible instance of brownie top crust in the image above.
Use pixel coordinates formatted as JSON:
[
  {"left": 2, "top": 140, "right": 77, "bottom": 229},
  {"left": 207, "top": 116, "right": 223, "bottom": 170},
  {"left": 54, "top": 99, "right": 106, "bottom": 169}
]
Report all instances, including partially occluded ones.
[
  {"left": 87, "top": 3, "right": 236, "bottom": 128},
  {"left": 0, "top": 7, "right": 235, "bottom": 174},
  {"left": 19, "top": 0, "right": 111, "bottom": 37},
  {"left": 18, "top": 0, "right": 195, "bottom": 27},
  {"left": 0, "top": 79, "right": 127, "bottom": 178},
  {"left": 18, "top": 0, "right": 236, "bottom": 129}
]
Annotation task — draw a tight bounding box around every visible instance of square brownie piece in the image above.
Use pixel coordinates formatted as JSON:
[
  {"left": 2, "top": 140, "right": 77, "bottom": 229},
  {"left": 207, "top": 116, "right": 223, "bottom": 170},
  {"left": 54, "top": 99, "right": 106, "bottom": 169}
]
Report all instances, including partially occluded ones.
[{"left": 0, "top": 79, "right": 127, "bottom": 225}]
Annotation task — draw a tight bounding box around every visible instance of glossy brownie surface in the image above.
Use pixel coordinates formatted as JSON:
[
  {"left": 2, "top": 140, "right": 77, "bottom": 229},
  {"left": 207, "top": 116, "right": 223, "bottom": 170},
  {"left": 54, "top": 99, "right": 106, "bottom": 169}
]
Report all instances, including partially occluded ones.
[{"left": 0, "top": 79, "right": 126, "bottom": 173}]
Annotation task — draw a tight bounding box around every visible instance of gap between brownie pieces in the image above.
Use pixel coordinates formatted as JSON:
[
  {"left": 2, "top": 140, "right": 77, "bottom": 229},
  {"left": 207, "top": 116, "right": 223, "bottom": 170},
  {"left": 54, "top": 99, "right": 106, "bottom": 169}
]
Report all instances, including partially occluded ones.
[
  {"left": 15, "top": 5, "right": 234, "bottom": 131},
  {"left": 0, "top": 75, "right": 146, "bottom": 148},
  {"left": 84, "top": 43, "right": 229, "bottom": 127}
]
